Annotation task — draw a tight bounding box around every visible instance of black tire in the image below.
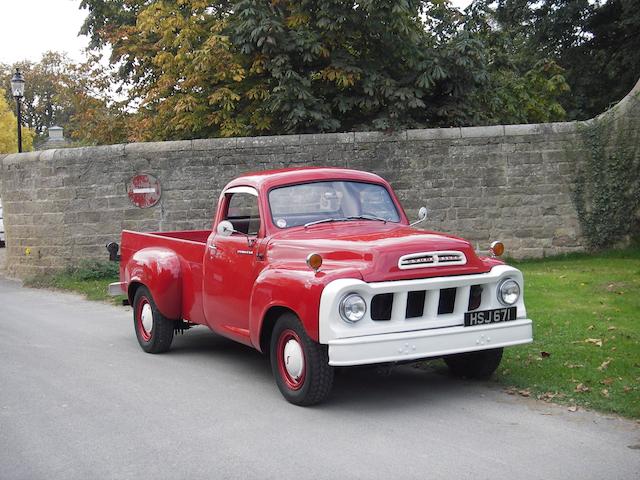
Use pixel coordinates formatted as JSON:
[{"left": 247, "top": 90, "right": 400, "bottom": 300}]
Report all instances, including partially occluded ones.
[
  {"left": 270, "top": 313, "right": 334, "bottom": 406},
  {"left": 133, "top": 286, "right": 176, "bottom": 353},
  {"left": 444, "top": 348, "right": 503, "bottom": 379}
]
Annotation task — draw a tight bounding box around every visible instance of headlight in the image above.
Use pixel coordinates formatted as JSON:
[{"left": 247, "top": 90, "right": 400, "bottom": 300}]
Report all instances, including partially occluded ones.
[
  {"left": 339, "top": 293, "right": 367, "bottom": 323},
  {"left": 497, "top": 279, "right": 520, "bottom": 305}
]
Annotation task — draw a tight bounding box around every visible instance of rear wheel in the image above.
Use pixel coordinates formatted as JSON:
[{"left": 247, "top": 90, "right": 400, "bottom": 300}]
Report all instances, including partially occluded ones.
[
  {"left": 444, "top": 348, "right": 503, "bottom": 379},
  {"left": 133, "top": 286, "right": 176, "bottom": 353},
  {"left": 270, "top": 313, "right": 334, "bottom": 406}
]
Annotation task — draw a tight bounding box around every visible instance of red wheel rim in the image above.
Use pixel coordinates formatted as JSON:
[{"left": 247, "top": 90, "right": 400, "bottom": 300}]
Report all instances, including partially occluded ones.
[
  {"left": 136, "top": 296, "right": 153, "bottom": 342},
  {"left": 277, "top": 329, "right": 306, "bottom": 391}
]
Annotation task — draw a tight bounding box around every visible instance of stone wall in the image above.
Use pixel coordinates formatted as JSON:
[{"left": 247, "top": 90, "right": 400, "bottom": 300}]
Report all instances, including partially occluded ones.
[{"left": 1, "top": 79, "right": 638, "bottom": 279}]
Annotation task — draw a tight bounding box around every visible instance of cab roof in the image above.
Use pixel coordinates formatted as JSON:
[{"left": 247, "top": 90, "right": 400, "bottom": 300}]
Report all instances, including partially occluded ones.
[{"left": 225, "top": 167, "right": 390, "bottom": 192}]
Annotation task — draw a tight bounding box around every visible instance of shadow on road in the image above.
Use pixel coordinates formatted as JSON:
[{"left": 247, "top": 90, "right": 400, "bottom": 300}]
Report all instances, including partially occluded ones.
[{"left": 166, "top": 326, "right": 480, "bottom": 411}]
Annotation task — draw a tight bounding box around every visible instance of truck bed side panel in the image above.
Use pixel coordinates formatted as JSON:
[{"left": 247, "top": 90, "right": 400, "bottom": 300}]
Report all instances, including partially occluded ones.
[{"left": 120, "top": 230, "right": 208, "bottom": 324}]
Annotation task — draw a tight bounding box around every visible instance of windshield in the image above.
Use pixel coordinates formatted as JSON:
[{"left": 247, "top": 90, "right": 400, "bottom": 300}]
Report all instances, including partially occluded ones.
[{"left": 269, "top": 181, "right": 401, "bottom": 229}]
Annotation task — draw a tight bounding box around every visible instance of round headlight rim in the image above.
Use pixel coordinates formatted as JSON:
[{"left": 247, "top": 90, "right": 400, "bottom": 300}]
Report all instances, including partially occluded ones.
[
  {"left": 339, "top": 292, "right": 367, "bottom": 323},
  {"left": 497, "top": 278, "right": 521, "bottom": 306}
]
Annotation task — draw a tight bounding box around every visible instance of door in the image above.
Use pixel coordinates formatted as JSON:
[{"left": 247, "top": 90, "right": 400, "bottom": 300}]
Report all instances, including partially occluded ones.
[{"left": 203, "top": 187, "right": 264, "bottom": 344}]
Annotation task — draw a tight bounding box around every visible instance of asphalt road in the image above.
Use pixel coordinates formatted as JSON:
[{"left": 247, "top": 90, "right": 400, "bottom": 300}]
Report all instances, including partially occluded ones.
[{"left": 1, "top": 276, "right": 639, "bottom": 480}]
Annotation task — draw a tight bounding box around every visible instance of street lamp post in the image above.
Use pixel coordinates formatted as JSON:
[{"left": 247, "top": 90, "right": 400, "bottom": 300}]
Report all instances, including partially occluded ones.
[{"left": 10, "top": 68, "right": 25, "bottom": 153}]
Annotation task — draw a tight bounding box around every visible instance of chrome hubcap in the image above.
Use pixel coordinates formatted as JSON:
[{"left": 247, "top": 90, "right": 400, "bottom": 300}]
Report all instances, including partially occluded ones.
[
  {"left": 283, "top": 339, "right": 304, "bottom": 381},
  {"left": 141, "top": 303, "right": 153, "bottom": 334}
]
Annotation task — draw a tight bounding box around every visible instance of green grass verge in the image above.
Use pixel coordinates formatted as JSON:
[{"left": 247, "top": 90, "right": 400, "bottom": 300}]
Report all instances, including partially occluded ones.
[
  {"left": 24, "top": 260, "right": 124, "bottom": 304},
  {"left": 24, "top": 249, "right": 640, "bottom": 418},
  {"left": 495, "top": 246, "right": 640, "bottom": 418}
]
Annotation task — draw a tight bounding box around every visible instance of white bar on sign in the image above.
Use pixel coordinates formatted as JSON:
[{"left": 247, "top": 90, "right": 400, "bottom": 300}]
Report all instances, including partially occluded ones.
[{"left": 132, "top": 187, "right": 157, "bottom": 194}]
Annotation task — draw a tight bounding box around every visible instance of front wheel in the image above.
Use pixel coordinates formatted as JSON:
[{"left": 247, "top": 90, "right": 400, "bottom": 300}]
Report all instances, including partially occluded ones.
[
  {"left": 444, "top": 348, "right": 503, "bottom": 379},
  {"left": 270, "top": 313, "right": 334, "bottom": 406},
  {"left": 133, "top": 286, "right": 176, "bottom": 353}
]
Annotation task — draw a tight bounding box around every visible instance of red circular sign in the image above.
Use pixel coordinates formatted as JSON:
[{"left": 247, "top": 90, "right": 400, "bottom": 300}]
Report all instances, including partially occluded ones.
[{"left": 127, "top": 174, "right": 161, "bottom": 208}]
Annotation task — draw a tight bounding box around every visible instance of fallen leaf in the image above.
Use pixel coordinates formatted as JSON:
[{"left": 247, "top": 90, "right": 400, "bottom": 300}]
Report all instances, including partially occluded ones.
[
  {"left": 624, "top": 386, "right": 632, "bottom": 393},
  {"left": 565, "top": 363, "right": 584, "bottom": 369},
  {"left": 597, "top": 359, "right": 612, "bottom": 371},
  {"left": 537, "top": 392, "right": 558, "bottom": 402},
  {"left": 559, "top": 274, "right": 567, "bottom": 279},
  {"left": 601, "top": 378, "right": 614, "bottom": 386},
  {"left": 575, "top": 383, "right": 591, "bottom": 393},
  {"left": 607, "top": 326, "right": 617, "bottom": 331},
  {"left": 584, "top": 338, "right": 603, "bottom": 347},
  {"left": 540, "top": 351, "right": 551, "bottom": 358},
  {"left": 587, "top": 325, "right": 595, "bottom": 331},
  {"left": 601, "top": 389, "right": 610, "bottom": 398},
  {"left": 518, "top": 389, "right": 531, "bottom": 397},
  {"left": 505, "top": 387, "right": 517, "bottom": 395},
  {"left": 568, "top": 405, "right": 579, "bottom": 412}
]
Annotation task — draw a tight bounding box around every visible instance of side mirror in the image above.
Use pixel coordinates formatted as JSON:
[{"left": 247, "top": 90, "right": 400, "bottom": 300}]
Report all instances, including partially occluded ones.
[
  {"left": 410, "top": 206, "right": 428, "bottom": 227},
  {"left": 217, "top": 220, "right": 234, "bottom": 237}
]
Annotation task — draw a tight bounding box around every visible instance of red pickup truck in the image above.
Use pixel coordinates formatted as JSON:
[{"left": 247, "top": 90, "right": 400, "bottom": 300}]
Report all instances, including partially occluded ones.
[{"left": 109, "top": 167, "right": 532, "bottom": 405}]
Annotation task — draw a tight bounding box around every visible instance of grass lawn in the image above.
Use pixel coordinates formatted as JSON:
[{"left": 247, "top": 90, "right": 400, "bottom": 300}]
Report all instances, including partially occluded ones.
[
  {"left": 25, "top": 248, "right": 640, "bottom": 418},
  {"left": 24, "top": 260, "right": 124, "bottom": 304},
  {"left": 497, "top": 247, "right": 640, "bottom": 418}
]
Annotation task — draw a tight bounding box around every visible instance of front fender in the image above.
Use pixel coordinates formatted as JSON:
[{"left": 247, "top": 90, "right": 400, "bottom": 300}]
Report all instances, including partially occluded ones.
[
  {"left": 249, "top": 265, "right": 363, "bottom": 350},
  {"left": 124, "top": 247, "right": 182, "bottom": 320}
]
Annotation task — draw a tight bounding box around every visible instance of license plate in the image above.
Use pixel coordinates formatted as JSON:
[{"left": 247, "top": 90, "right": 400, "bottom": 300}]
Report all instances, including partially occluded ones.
[{"left": 464, "top": 307, "right": 517, "bottom": 327}]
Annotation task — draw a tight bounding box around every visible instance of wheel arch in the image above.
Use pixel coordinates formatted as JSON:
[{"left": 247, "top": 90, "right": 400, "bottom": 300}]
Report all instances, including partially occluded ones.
[
  {"left": 124, "top": 247, "right": 182, "bottom": 320},
  {"left": 259, "top": 305, "right": 299, "bottom": 355}
]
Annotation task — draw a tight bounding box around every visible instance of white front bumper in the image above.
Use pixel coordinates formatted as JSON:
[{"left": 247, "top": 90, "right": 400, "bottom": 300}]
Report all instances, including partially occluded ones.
[
  {"left": 319, "top": 265, "right": 533, "bottom": 366},
  {"left": 328, "top": 319, "right": 533, "bottom": 366}
]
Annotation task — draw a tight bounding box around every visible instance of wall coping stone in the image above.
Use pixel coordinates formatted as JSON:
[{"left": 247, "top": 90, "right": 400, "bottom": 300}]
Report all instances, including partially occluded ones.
[
  {"left": 1, "top": 78, "right": 638, "bottom": 167},
  {"left": 0, "top": 117, "right": 617, "bottom": 166}
]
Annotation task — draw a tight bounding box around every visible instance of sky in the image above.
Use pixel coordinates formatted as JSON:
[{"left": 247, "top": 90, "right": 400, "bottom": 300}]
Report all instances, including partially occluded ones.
[{"left": 0, "top": 0, "right": 474, "bottom": 65}]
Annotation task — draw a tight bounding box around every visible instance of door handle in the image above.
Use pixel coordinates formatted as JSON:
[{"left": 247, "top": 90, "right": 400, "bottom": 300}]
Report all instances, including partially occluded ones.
[{"left": 208, "top": 244, "right": 218, "bottom": 252}]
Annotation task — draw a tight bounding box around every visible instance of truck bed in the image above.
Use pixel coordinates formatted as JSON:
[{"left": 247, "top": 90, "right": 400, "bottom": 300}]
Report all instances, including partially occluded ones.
[{"left": 120, "top": 229, "right": 211, "bottom": 324}]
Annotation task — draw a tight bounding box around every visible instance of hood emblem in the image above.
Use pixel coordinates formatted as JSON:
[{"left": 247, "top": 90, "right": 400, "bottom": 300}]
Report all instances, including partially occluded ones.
[{"left": 398, "top": 251, "right": 467, "bottom": 270}]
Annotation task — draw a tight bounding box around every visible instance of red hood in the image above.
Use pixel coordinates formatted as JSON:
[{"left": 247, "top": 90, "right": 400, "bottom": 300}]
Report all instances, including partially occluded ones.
[{"left": 266, "top": 222, "right": 492, "bottom": 282}]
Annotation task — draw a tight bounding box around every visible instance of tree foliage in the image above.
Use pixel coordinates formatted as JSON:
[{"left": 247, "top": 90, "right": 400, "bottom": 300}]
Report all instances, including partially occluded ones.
[
  {"left": 0, "top": 88, "right": 34, "bottom": 154},
  {"left": 40, "top": 0, "right": 636, "bottom": 143},
  {"left": 77, "top": 0, "right": 573, "bottom": 140},
  {"left": 485, "top": 0, "right": 640, "bottom": 119},
  {"left": 1, "top": 52, "right": 128, "bottom": 146}
]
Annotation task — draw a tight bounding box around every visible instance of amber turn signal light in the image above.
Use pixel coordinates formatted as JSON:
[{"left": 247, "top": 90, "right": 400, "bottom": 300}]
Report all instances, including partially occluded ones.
[
  {"left": 306, "top": 253, "right": 323, "bottom": 272},
  {"left": 490, "top": 241, "right": 505, "bottom": 257}
]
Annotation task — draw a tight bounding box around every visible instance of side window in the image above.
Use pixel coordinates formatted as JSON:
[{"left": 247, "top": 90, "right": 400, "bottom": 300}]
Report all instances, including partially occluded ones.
[{"left": 226, "top": 193, "right": 261, "bottom": 235}]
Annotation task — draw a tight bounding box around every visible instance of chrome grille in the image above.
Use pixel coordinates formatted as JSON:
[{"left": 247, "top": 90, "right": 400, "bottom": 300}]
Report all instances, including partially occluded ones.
[{"left": 398, "top": 251, "right": 467, "bottom": 270}]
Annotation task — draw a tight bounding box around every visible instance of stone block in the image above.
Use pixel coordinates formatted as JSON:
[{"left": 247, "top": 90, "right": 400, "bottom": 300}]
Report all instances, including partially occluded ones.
[{"left": 460, "top": 125, "right": 505, "bottom": 138}]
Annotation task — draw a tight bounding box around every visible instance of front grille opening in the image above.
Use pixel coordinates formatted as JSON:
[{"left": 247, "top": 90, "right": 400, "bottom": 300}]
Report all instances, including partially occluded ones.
[
  {"left": 437, "top": 253, "right": 463, "bottom": 263},
  {"left": 371, "top": 293, "right": 394, "bottom": 321},
  {"left": 406, "top": 290, "right": 426, "bottom": 318},
  {"left": 400, "top": 255, "right": 434, "bottom": 267},
  {"left": 468, "top": 285, "right": 483, "bottom": 311},
  {"left": 438, "top": 288, "right": 457, "bottom": 314}
]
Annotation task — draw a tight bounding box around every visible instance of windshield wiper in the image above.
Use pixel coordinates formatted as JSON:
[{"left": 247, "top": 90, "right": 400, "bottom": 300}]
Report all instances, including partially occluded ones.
[
  {"left": 304, "top": 215, "right": 387, "bottom": 228},
  {"left": 304, "top": 217, "right": 349, "bottom": 228},
  {"left": 345, "top": 214, "right": 387, "bottom": 223}
]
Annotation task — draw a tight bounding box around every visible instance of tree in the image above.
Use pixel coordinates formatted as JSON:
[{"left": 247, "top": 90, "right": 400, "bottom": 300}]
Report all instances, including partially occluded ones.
[
  {"left": 0, "top": 88, "right": 34, "bottom": 154},
  {"left": 228, "top": 0, "right": 493, "bottom": 133},
  {"left": 486, "top": 0, "right": 640, "bottom": 119},
  {"left": 1, "top": 52, "right": 77, "bottom": 139},
  {"left": 1, "top": 52, "right": 128, "bottom": 146},
  {"left": 463, "top": 1, "right": 570, "bottom": 125},
  {"left": 79, "top": 0, "right": 500, "bottom": 137}
]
